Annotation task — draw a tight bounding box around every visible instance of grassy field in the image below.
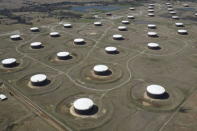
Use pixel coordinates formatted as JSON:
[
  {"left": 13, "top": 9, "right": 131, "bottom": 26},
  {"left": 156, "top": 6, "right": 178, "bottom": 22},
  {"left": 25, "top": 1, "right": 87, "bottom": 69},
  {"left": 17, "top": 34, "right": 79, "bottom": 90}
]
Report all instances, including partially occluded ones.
[{"left": 0, "top": 0, "right": 197, "bottom": 131}]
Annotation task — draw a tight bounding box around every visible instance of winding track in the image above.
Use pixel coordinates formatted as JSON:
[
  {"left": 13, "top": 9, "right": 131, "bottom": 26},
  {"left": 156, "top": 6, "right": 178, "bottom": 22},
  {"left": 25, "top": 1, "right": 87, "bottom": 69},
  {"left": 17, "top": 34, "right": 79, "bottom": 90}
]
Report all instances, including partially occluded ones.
[{"left": 0, "top": 2, "right": 195, "bottom": 130}]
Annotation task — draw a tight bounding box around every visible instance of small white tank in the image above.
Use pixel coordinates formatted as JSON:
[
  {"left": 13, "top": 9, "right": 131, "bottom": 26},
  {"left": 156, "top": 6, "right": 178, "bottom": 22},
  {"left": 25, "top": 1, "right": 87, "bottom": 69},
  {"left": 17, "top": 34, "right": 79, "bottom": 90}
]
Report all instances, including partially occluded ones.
[
  {"left": 147, "top": 32, "right": 158, "bottom": 37},
  {"left": 30, "top": 42, "right": 42, "bottom": 49},
  {"left": 147, "top": 43, "right": 160, "bottom": 49},
  {"left": 172, "top": 16, "right": 179, "bottom": 19},
  {"left": 148, "top": 9, "right": 154, "bottom": 12},
  {"left": 74, "top": 38, "right": 85, "bottom": 44},
  {"left": 94, "top": 21, "right": 102, "bottom": 26},
  {"left": 148, "top": 13, "right": 155, "bottom": 17},
  {"left": 148, "top": 24, "right": 157, "bottom": 29},
  {"left": 1, "top": 58, "right": 17, "bottom": 67},
  {"left": 10, "top": 35, "right": 21, "bottom": 40},
  {"left": 93, "top": 64, "right": 109, "bottom": 75},
  {"left": 178, "top": 29, "right": 188, "bottom": 35},
  {"left": 56, "top": 51, "right": 71, "bottom": 60},
  {"left": 122, "top": 20, "right": 130, "bottom": 24},
  {"left": 175, "top": 22, "right": 184, "bottom": 27},
  {"left": 127, "top": 15, "right": 135, "bottom": 19},
  {"left": 73, "top": 98, "right": 94, "bottom": 115},
  {"left": 30, "top": 74, "right": 47, "bottom": 86},
  {"left": 105, "top": 46, "right": 118, "bottom": 54},
  {"left": 64, "top": 23, "right": 72, "bottom": 28},
  {"left": 118, "top": 26, "right": 127, "bottom": 31},
  {"left": 113, "top": 34, "right": 123, "bottom": 40},
  {"left": 50, "top": 32, "right": 60, "bottom": 37},
  {"left": 30, "top": 27, "right": 39, "bottom": 32},
  {"left": 146, "top": 84, "right": 166, "bottom": 99}
]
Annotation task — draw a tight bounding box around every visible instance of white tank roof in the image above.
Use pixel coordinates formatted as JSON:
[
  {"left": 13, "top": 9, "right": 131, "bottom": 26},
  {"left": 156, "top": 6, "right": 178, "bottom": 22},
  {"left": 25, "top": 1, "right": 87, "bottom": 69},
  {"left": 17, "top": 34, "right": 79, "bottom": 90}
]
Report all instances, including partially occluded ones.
[
  {"left": 178, "top": 29, "right": 187, "bottom": 34},
  {"left": 31, "top": 42, "right": 42, "bottom": 47},
  {"left": 64, "top": 23, "right": 72, "bottom": 27},
  {"left": 10, "top": 34, "right": 20, "bottom": 39},
  {"left": 149, "top": 4, "right": 155, "bottom": 6},
  {"left": 93, "top": 64, "right": 109, "bottom": 73},
  {"left": 127, "top": 15, "right": 135, "bottom": 19},
  {"left": 167, "top": 4, "right": 172, "bottom": 7},
  {"left": 105, "top": 46, "right": 117, "bottom": 52},
  {"left": 195, "top": 13, "right": 197, "bottom": 16},
  {"left": 175, "top": 22, "right": 184, "bottom": 26},
  {"left": 50, "top": 32, "right": 59, "bottom": 36},
  {"left": 129, "top": 7, "right": 135, "bottom": 10},
  {"left": 147, "top": 43, "right": 159, "bottom": 48},
  {"left": 118, "top": 26, "right": 127, "bottom": 30},
  {"left": 30, "top": 27, "right": 39, "bottom": 31},
  {"left": 172, "top": 16, "right": 179, "bottom": 19},
  {"left": 167, "top": 8, "right": 174, "bottom": 11},
  {"left": 113, "top": 34, "right": 123, "bottom": 39},
  {"left": 30, "top": 74, "right": 47, "bottom": 83},
  {"left": 148, "top": 24, "right": 156, "bottom": 28},
  {"left": 148, "top": 9, "right": 154, "bottom": 12},
  {"left": 183, "top": 4, "right": 189, "bottom": 7},
  {"left": 122, "top": 20, "right": 130, "bottom": 24},
  {"left": 74, "top": 38, "right": 85, "bottom": 43},
  {"left": 147, "top": 32, "right": 157, "bottom": 36},
  {"left": 0, "top": 94, "right": 7, "bottom": 100},
  {"left": 148, "top": 6, "right": 154, "bottom": 9},
  {"left": 148, "top": 13, "right": 155, "bottom": 16},
  {"left": 1, "top": 58, "right": 16, "bottom": 65},
  {"left": 94, "top": 21, "right": 102, "bottom": 25},
  {"left": 147, "top": 85, "right": 166, "bottom": 95},
  {"left": 57, "top": 51, "right": 70, "bottom": 57},
  {"left": 169, "top": 11, "right": 176, "bottom": 14},
  {"left": 73, "top": 98, "right": 94, "bottom": 111}
]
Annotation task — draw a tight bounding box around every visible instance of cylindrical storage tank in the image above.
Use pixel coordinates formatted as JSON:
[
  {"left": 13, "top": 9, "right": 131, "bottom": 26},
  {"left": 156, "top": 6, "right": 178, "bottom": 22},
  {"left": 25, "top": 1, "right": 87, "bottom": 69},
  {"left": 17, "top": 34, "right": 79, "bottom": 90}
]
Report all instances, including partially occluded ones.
[
  {"left": 148, "top": 24, "right": 157, "bottom": 29},
  {"left": 147, "top": 32, "right": 158, "bottom": 37},
  {"left": 183, "top": 4, "right": 189, "bottom": 7},
  {"left": 169, "top": 11, "right": 176, "bottom": 14},
  {"left": 1, "top": 58, "right": 17, "bottom": 68},
  {"left": 94, "top": 21, "right": 102, "bottom": 26},
  {"left": 118, "top": 26, "right": 127, "bottom": 31},
  {"left": 113, "top": 34, "right": 123, "bottom": 40},
  {"left": 146, "top": 85, "right": 166, "bottom": 99},
  {"left": 30, "top": 27, "right": 39, "bottom": 32},
  {"left": 167, "top": 8, "right": 174, "bottom": 11},
  {"left": 175, "top": 22, "right": 184, "bottom": 27},
  {"left": 148, "top": 13, "right": 155, "bottom": 17},
  {"left": 73, "top": 98, "right": 94, "bottom": 115},
  {"left": 172, "top": 16, "right": 179, "bottom": 19},
  {"left": 129, "top": 7, "right": 135, "bottom": 10},
  {"left": 127, "top": 15, "right": 135, "bottom": 19},
  {"left": 74, "top": 38, "right": 85, "bottom": 45},
  {"left": 105, "top": 46, "right": 118, "bottom": 54},
  {"left": 148, "top": 9, "right": 154, "bottom": 13},
  {"left": 147, "top": 43, "right": 160, "bottom": 49},
  {"left": 56, "top": 51, "right": 71, "bottom": 60},
  {"left": 64, "top": 23, "right": 72, "bottom": 28},
  {"left": 10, "top": 35, "right": 21, "bottom": 40},
  {"left": 30, "top": 74, "right": 47, "bottom": 86},
  {"left": 106, "top": 13, "right": 112, "bottom": 16},
  {"left": 121, "top": 20, "right": 130, "bottom": 24},
  {"left": 149, "top": 4, "right": 155, "bottom": 6},
  {"left": 178, "top": 29, "right": 188, "bottom": 35},
  {"left": 30, "top": 42, "right": 42, "bottom": 49},
  {"left": 166, "top": 3, "right": 171, "bottom": 5},
  {"left": 195, "top": 13, "right": 197, "bottom": 16},
  {"left": 50, "top": 32, "right": 60, "bottom": 37},
  {"left": 148, "top": 6, "right": 154, "bottom": 9},
  {"left": 167, "top": 4, "right": 172, "bottom": 8},
  {"left": 93, "top": 64, "right": 109, "bottom": 76}
]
